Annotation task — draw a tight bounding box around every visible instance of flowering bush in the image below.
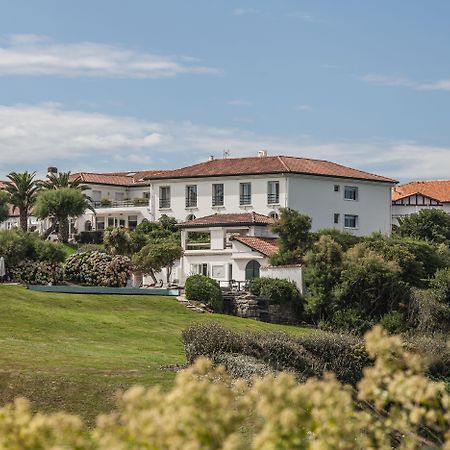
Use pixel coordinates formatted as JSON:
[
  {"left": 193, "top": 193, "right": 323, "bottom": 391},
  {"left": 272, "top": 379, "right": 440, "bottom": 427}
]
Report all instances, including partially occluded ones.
[
  {"left": 64, "top": 251, "right": 132, "bottom": 287},
  {"left": 11, "top": 259, "right": 63, "bottom": 285},
  {"left": 1, "top": 327, "right": 450, "bottom": 448}
]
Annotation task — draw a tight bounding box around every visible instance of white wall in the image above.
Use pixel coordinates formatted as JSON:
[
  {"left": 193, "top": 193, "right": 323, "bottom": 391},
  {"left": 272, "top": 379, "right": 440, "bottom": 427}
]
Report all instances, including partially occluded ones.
[
  {"left": 260, "top": 265, "right": 305, "bottom": 294},
  {"left": 287, "top": 174, "right": 393, "bottom": 236}
]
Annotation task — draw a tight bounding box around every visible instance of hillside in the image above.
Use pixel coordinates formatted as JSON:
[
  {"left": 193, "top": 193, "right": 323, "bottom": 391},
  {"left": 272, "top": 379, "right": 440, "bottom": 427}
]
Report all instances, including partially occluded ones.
[{"left": 0, "top": 285, "right": 306, "bottom": 423}]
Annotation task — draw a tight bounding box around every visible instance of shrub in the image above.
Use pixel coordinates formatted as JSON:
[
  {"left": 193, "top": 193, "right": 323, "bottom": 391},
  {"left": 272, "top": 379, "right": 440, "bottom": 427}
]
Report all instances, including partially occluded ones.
[
  {"left": 313, "top": 228, "right": 362, "bottom": 251},
  {"left": 250, "top": 277, "right": 302, "bottom": 304},
  {"left": 11, "top": 259, "right": 63, "bottom": 285},
  {"left": 64, "top": 251, "right": 132, "bottom": 287},
  {"left": 379, "top": 310, "right": 409, "bottom": 334},
  {"left": 319, "top": 308, "right": 376, "bottom": 335},
  {"left": 429, "top": 268, "right": 450, "bottom": 305},
  {"left": 182, "top": 323, "right": 368, "bottom": 386},
  {"left": 76, "top": 231, "right": 103, "bottom": 244},
  {"left": 184, "top": 274, "right": 223, "bottom": 312},
  {"left": 103, "top": 227, "right": 131, "bottom": 255},
  {"left": 76, "top": 243, "right": 103, "bottom": 254},
  {"left": 32, "top": 238, "right": 66, "bottom": 263}
]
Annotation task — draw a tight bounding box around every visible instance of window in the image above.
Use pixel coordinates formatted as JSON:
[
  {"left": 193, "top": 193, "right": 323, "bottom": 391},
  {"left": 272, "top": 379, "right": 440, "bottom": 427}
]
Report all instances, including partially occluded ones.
[
  {"left": 334, "top": 213, "right": 340, "bottom": 224},
  {"left": 267, "top": 181, "right": 280, "bottom": 204},
  {"left": 115, "top": 192, "right": 125, "bottom": 202},
  {"left": 190, "top": 263, "right": 208, "bottom": 276},
  {"left": 269, "top": 211, "right": 279, "bottom": 220},
  {"left": 185, "top": 185, "right": 198, "bottom": 208},
  {"left": 107, "top": 217, "right": 115, "bottom": 228},
  {"left": 159, "top": 186, "right": 171, "bottom": 209},
  {"left": 186, "top": 214, "right": 196, "bottom": 221},
  {"left": 240, "top": 182, "right": 252, "bottom": 205},
  {"left": 212, "top": 183, "right": 224, "bottom": 206},
  {"left": 211, "top": 265, "right": 225, "bottom": 279},
  {"left": 143, "top": 191, "right": 150, "bottom": 199},
  {"left": 344, "top": 214, "right": 358, "bottom": 229},
  {"left": 96, "top": 217, "right": 105, "bottom": 230},
  {"left": 344, "top": 186, "right": 358, "bottom": 201},
  {"left": 334, "top": 185, "right": 340, "bottom": 192},
  {"left": 128, "top": 215, "right": 138, "bottom": 231},
  {"left": 84, "top": 220, "right": 92, "bottom": 232}
]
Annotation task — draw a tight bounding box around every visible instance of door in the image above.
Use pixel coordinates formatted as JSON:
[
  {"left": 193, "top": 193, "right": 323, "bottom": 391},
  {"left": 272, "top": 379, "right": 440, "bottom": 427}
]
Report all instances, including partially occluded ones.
[{"left": 245, "top": 260, "right": 261, "bottom": 280}]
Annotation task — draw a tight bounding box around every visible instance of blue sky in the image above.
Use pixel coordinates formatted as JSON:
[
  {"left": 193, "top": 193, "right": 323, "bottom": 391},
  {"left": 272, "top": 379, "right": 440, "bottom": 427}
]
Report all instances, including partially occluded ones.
[{"left": 0, "top": 0, "right": 449, "bottom": 181}]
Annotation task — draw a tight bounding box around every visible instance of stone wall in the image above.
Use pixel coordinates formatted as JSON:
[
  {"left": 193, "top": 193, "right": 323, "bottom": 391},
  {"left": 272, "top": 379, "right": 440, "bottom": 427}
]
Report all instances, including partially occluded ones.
[{"left": 223, "top": 291, "right": 300, "bottom": 325}]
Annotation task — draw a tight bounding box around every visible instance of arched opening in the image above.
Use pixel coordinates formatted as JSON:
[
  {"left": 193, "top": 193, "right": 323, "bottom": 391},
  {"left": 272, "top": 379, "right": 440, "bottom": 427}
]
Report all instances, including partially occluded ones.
[
  {"left": 84, "top": 220, "right": 92, "bottom": 232},
  {"left": 186, "top": 214, "right": 196, "bottom": 221},
  {"left": 245, "top": 260, "right": 261, "bottom": 280},
  {"left": 269, "top": 211, "right": 279, "bottom": 220}
]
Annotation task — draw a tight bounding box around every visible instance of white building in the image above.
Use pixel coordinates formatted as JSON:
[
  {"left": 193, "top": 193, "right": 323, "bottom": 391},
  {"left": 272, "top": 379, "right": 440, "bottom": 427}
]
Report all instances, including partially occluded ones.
[
  {"left": 176, "top": 212, "right": 279, "bottom": 286},
  {"left": 392, "top": 180, "right": 450, "bottom": 224},
  {"left": 71, "top": 152, "right": 396, "bottom": 237}
]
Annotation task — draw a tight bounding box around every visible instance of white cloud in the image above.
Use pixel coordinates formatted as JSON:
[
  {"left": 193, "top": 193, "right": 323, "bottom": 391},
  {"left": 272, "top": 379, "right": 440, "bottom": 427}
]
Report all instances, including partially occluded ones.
[
  {"left": 293, "top": 104, "right": 311, "bottom": 112},
  {"left": 360, "top": 73, "right": 450, "bottom": 91},
  {"left": 0, "top": 34, "right": 220, "bottom": 78},
  {"left": 287, "top": 11, "right": 321, "bottom": 23},
  {"left": 227, "top": 99, "right": 252, "bottom": 106},
  {"left": 0, "top": 102, "right": 449, "bottom": 181},
  {"left": 232, "top": 8, "right": 259, "bottom": 16}
]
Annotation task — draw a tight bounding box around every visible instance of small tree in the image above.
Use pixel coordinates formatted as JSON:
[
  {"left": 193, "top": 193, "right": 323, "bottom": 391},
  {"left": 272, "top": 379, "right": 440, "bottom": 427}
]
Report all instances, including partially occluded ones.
[
  {"left": 430, "top": 268, "right": 450, "bottom": 306},
  {"left": 0, "top": 191, "right": 9, "bottom": 223},
  {"left": 393, "top": 209, "right": 450, "bottom": 245},
  {"left": 5, "top": 171, "right": 39, "bottom": 231},
  {"left": 304, "top": 235, "right": 344, "bottom": 321},
  {"left": 132, "top": 239, "right": 183, "bottom": 284},
  {"left": 103, "top": 227, "right": 131, "bottom": 255},
  {"left": 34, "top": 188, "right": 89, "bottom": 243},
  {"left": 270, "top": 208, "right": 312, "bottom": 265}
]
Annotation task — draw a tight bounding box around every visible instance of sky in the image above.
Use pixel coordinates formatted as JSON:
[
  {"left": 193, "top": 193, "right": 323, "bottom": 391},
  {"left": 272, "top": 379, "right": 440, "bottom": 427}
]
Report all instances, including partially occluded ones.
[{"left": 0, "top": 1, "right": 450, "bottom": 182}]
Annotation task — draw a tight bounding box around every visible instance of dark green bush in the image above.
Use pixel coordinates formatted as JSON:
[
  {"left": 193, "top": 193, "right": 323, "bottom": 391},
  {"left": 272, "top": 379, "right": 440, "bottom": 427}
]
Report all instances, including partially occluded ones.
[
  {"left": 32, "top": 239, "right": 66, "bottom": 263},
  {"left": 184, "top": 274, "right": 223, "bottom": 312},
  {"left": 250, "top": 277, "right": 302, "bottom": 304},
  {"left": 313, "top": 228, "right": 362, "bottom": 251},
  {"left": 319, "top": 308, "right": 376, "bottom": 335},
  {"left": 429, "top": 268, "right": 450, "bottom": 306},
  {"left": 379, "top": 311, "right": 409, "bottom": 334},
  {"left": 76, "top": 231, "right": 103, "bottom": 244}
]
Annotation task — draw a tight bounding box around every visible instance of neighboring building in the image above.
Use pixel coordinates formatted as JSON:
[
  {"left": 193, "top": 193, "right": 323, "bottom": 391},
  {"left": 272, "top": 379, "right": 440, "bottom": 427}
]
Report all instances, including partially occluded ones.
[
  {"left": 70, "top": 151, "right": 396, "bottom": 237},
  {"left": 392, "top": 180, "right": 450, "bottom": 223},
  {"left": 176, "top": 212, "right": 279, "bottom": 285}
]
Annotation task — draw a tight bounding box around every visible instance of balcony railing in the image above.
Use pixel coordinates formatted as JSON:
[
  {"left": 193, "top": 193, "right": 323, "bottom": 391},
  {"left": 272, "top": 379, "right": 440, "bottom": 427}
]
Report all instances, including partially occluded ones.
[
  {"left": 186, "top": 242, "right": 211, "bottom": 250},
  {"left": 159, "top": 198, "right": 171, "bottom": 209},
  {"left": 267, "top": 193, "right": 280, "bottom": 204},
  {"left": 93, "top": 199, "right": 149, "bottom": 209},
  {"left": 239, "top": 194, "right": 252, "bottom": 205},
  {"left": 212, "top": 195, "right": 224, "bottom": 206},
  {"left": 185, "top": 197, "right": 197, "bottom": 208}
]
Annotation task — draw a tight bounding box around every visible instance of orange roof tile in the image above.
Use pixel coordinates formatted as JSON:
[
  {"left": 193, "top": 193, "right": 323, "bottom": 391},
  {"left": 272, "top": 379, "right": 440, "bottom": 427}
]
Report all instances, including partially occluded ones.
[
  {"left": 392, "top": 180, "right": 450, "bottom": 203},
  {"left": 231, "top": 235, "right": 279, "bottom": 256},
  {"left": 69, "top": 169, "right": 170, "bottom": 186},
  {"left": 143, "top": 155, "right": 396, "bottom": 183},
  {"left": 177, "top": 212, "right": 274, "bottom": 228}
]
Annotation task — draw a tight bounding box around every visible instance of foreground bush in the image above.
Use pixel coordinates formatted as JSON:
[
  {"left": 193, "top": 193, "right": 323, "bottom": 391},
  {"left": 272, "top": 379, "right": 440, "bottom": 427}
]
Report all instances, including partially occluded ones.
[
  {"left": 1, "top": 327, "right": 450, "bottom": 449},
  {"left": 250, "top": 277, "right": 302, "bottom": 304},
  {"left": 185, "top": 274, "right": 223, "bottom": 312},
  {"left": 64, "top": 251, "right": 132, "bottom": 287}
]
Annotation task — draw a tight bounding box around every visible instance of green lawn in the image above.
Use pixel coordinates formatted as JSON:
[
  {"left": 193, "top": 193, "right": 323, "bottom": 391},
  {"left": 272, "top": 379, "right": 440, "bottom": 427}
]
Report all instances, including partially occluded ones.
[{"left": 0, "top": 285, "right": 307, "bottom": 423}]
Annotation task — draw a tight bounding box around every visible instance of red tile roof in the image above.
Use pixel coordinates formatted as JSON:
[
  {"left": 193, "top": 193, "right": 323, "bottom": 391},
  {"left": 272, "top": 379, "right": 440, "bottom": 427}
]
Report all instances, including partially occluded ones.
[
  {"left": 69, "top": 170, "right": 170, "bottom": 186},
  {"left": 143, "top": 155, "right": 396, "bottom": 183},
  {"left": 177, "top": 212, "right": 274, "bottom": 228},
  {"left": 392, "top": 180, "right": 450, "bottom": 203},
  {"left": 231, "top": 235, "right": 279, "bottom": 256}
]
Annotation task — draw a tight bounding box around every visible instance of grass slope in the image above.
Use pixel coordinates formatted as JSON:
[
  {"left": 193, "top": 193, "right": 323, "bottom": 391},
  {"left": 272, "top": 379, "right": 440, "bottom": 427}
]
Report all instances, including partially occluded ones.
[{"left": 0, "top": 285, "right": 306, "bottom": 423}]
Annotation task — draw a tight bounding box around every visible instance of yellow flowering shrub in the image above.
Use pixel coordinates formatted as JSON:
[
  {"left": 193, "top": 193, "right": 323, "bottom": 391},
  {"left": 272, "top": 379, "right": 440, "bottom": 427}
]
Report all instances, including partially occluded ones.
[{"left": 0, "top": 326, "right": 449, "bottom": 449}]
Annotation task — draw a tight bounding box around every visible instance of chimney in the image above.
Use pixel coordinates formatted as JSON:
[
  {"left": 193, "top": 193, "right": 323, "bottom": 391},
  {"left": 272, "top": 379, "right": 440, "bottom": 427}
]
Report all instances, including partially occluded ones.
[
  {"left": 47, "top": 166, "right": 58, "bottom": 177},
  {"left": 258, "top": 150, "right": 268, "bottom": 157},
  {"left": 208, "top": 155, "right": 214, "bottom": 161}
]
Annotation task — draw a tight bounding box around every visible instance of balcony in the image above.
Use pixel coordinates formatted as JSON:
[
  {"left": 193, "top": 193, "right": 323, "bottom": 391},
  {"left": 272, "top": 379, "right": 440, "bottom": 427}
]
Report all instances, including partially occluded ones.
[{"left": 92, "top": 199, "right": 149, "bottom": 209}]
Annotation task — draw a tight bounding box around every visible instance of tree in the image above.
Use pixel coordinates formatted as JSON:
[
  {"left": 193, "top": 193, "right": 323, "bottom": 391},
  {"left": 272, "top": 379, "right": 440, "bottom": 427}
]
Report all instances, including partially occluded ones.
[
  {"left": 34, "top": 188, "right": 90, "bottom": 243},
  {"left": 40, "top": 171, "right": 93, "bottom": 239},
  {"left": 269, "top": 208, "right": 312, "bottom": 265},
  {"left": 393, "top": 209, "right": 450, "bottom": 245},
  {"left": 0, "top": 190, "right": 9, "bottom": 223},
  {"left": 103, "top": 227, "right": 132, "bottom": 255},
  {"left": 304, "top": 235, "right": 344, "bottom": 321},
  {"left": 4, "top": 171, "right": 39, "bottom": 231},
  {"left": 132, "top": 238, "right": 183, "bottom": 284}
]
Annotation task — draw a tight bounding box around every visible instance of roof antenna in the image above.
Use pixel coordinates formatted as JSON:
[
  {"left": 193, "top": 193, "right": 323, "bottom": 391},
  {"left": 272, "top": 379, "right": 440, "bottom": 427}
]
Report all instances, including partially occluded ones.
[{"left": 223, "top": 150, "right": 230, "bottom": 159}]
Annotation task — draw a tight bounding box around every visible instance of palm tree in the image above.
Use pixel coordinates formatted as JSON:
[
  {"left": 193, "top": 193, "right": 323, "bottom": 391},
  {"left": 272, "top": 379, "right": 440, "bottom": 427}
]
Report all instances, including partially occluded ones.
[
  {"left": 5, "top": 172, "right": 40, "bottom": 231},
  {"left": 34, "top": 188, "right": 92, "bottom": 243},
  {"left": 40, "top": 171, "right": 93, "bottom": 239}
]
